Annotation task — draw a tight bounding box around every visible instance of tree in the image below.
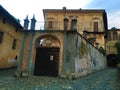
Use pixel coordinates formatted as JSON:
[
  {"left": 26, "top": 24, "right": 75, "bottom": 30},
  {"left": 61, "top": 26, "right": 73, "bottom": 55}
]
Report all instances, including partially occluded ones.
[{"left": 111, "top": 27, "right": 117, "bottom": 30}]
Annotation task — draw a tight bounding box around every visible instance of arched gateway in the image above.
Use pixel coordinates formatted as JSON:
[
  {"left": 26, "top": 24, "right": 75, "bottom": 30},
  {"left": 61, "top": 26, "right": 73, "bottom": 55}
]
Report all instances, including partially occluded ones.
[{"left": 34, "top": 35, "right": 60, "bottom": 76}]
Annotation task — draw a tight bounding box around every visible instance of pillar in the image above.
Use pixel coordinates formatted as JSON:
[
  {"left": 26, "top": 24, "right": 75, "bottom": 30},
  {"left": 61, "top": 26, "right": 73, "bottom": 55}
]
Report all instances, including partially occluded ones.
[
  {"left": 15, "top": 33, "right": 26, "bottom": 77},
  {"left": 71, "top": 16, "right": 77, "bottom": 30},
  {"left": 23, "top": 15, "right": 29, "bottom": 30},
  {"left": 63, "top": 15, "right": 69, "bottom": 30},
  {"left": 30, "top": 15, "right": 36, "bottom": 30}
]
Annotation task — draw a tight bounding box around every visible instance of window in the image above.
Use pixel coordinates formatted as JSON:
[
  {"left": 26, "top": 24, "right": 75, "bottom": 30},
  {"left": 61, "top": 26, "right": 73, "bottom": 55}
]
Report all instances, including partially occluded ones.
[
  {"left": 113, "top": 31, "right": 118, "bottom": 40},
  {"left": 94, "top": 22, "right": 98, "bottom": 32},
  {"left": 12, "top": 39, "right": 17, "bottom": 49},
  {"left": 48, "top": 21, "right": 53, "bottom": 29},
  {"left": 0, "top": 31, "right": 4, "bottom": 43},
  {"left": 107, "top": 32, "right": 111, "bottom": 41}
]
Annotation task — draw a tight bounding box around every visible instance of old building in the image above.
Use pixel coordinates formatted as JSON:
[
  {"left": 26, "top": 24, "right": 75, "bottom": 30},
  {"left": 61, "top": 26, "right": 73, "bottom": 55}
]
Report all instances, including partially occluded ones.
[
  {"left": 14, "top": 7, "right": 107, "bottom": 79},
  {"left": 106, "top": 29, "right": 120, "bottom": 66},
  {"left": 43, "top": 7, "right": 108, "bottom": 49},
  {"left": 0, "top": 6, "right": 107, "bottom": 79},
  {"left": 0, "top": 5, "right": 23, "bottom": 68}
]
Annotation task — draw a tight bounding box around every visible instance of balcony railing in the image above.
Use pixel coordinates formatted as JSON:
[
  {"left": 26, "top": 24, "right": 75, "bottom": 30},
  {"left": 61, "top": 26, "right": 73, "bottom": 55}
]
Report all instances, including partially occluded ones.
[{"left": 25, "top": 20, "right": 104, "bottom": 32}]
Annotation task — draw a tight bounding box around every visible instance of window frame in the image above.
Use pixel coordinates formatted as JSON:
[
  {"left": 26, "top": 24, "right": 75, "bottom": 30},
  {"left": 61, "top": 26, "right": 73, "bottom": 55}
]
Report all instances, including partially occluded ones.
[
  {"left": 93, "top": 21, "right": 98, "bottom": 32},
  {"left": 12, "top": 39, "right": 17, "bottom": 50},
  {"left": 0, "top": 31, "right": 4, "bottom": 44}
]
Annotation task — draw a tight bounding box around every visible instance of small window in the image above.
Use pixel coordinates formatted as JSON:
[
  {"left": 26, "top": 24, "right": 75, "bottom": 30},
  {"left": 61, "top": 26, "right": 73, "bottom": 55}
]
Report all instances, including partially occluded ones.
[
  {"left": 0, "top": 31, "right": 4, "bottom": 43},
  {"left": 113, "top": 31, "right": 117, "bottom": 40},
  {"left": 48, "top": 21, "right": 53, "bottom": 29},
  {"left": 94, "top": 22, "right": 98, "bottom": 32},
  {"left": 12, "top": 39, "right": 17, "bottom": 49},
  {"left": 107, "top": 32, "right": 111, "bottom": 41}
]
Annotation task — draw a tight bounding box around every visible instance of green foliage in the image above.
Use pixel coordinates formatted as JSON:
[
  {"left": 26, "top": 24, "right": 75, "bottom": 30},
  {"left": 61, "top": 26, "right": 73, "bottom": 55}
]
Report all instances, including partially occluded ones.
[
  {"left": 111, "top": 27, "right": 118, "bottom": 30},
  {"left": 117, "top": 63, "right": 120, "bottom": 68}
]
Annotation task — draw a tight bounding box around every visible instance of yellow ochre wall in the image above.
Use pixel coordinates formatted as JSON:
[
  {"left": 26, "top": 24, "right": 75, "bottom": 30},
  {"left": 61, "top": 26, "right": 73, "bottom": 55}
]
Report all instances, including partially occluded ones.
[
  {"left": 0, "top": 16, "right": 22, "bottom": 68},
  {"left": 44, "top": 9, "right": 106, "bottom": 48}
]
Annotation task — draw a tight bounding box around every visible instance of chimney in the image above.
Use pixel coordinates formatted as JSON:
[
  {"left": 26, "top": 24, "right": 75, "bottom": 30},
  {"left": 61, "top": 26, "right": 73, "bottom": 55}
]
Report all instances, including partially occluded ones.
[
  {"left": 71, "top": 16, "right": 77, "bottom": 30},
  {"left": 30, "top": 15, "right": 36, "bottom": 30},
  {"left": 63, "top": 15, "right": 69, "bottom": 30},
  {"left": 23, "top": 15, "right": 29, "bottom": 29}
]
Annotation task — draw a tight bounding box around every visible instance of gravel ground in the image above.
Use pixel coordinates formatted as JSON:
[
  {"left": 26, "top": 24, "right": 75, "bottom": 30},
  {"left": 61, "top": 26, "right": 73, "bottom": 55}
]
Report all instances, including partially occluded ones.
[{"left": 0, "top": 68, "right": 120, "bottom": 90}]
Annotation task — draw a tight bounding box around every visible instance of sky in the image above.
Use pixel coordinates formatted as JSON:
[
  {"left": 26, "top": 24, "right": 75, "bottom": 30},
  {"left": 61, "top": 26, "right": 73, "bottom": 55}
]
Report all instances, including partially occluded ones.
[{"left": 0, "top": 0, "right": 120, "bottom": 29}]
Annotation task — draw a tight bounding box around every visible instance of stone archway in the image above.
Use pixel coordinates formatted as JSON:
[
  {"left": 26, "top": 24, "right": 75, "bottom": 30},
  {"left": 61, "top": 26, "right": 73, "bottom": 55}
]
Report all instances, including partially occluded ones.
[
  {"left": 34, "top": 35, "right": 60, "bottom": 77},
  {"left": 107, "top": 54, "right": 118, "bottom": 67}
]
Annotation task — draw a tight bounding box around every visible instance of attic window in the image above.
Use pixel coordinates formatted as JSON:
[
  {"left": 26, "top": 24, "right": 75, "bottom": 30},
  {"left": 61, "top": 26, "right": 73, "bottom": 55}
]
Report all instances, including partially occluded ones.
[{"left": 0, "top": 31, "right": 4, "bottom": 44}]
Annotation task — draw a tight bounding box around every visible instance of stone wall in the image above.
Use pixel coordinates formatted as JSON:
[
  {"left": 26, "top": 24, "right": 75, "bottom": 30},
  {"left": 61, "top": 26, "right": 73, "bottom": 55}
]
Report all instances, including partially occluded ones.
[{"left": 74, "top": 33, "right": 106, "bottom": 78}]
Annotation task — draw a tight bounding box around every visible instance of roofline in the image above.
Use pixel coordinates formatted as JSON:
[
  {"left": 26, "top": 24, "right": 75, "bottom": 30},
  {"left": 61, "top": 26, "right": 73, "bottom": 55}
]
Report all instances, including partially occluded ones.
[
  {"left": 43, "top": 8, "right": 106, "bottom": 22},
  {"left": 43, "top": 9, "right": 105, "bottom": 13},
  {"left": 0, "top": 5, "right": 23, "bottom": 29},
  {"left": 43, "top": 8, "right": 105, "bottom": 16}
]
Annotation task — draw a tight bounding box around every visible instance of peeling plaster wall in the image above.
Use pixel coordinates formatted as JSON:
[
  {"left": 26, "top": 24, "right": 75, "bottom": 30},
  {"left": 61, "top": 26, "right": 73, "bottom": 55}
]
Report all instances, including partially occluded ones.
[{"left": 75, "top": 33, "right": 106, "bottom": 78}]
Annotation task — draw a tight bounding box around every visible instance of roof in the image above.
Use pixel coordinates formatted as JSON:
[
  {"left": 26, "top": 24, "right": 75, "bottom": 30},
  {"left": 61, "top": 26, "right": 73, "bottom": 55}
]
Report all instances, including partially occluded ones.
[
  {"left": 43, "top": 8, "right": 106, "bottom": 16},
  {"left": 0, "top": 5, "right": 23, "bottom": 29}
]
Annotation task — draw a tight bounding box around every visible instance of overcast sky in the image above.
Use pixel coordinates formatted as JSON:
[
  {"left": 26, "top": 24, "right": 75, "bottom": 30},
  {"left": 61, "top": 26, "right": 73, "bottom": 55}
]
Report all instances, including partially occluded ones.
[{"left": 0, "top": 0, "right": 120, "bottom": 29}]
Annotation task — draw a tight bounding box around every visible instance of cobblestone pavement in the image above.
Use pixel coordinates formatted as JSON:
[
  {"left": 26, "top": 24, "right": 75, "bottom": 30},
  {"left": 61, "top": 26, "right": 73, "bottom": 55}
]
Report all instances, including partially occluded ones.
[{"left": 0, "top": 68, "right": 120, "bottom": 90}]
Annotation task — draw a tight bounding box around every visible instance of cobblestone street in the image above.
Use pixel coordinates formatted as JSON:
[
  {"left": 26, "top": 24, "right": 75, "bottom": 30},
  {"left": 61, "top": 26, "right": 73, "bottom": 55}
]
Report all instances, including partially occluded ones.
[{"left": 0, "top": 68, "right": 120, "bottom": 90}]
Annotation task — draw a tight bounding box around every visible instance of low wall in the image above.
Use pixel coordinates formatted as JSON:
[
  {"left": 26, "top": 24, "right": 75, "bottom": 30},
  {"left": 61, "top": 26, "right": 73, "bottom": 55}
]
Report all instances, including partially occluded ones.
[{"left": 74, "top": 33, "right": 106, "bottom": 78}]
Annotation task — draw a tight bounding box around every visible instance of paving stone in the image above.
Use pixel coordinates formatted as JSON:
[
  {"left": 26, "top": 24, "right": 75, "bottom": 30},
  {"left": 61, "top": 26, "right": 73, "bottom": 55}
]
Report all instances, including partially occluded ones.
[{"left": 0, "top": 68, "right": 120, "bottom": 90}]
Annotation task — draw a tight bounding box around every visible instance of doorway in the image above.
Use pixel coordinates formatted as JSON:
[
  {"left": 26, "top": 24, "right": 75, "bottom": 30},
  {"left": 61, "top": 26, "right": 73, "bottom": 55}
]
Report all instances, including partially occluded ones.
[{"left": 34, "top": 47, "right": 59, "bottom": 77}]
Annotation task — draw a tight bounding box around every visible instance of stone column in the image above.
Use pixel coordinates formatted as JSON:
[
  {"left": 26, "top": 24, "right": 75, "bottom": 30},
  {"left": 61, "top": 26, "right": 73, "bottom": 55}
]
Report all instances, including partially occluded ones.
[
  {"left": 15, "top": 33, "right": 26, "bottom": 77},
  {"left": 69, "top": 31, "right": 77, "bottom": 79},
  {"left": 63, "top": 16, "right": 69, "bottom": 30},
  {"left": 61, "top": 31, "right": 67, "bottom": 78},
  {"left": 61, "top": 31, "right": 77, "bottom": 79},
  {"left": 25, "top": 15, "right": 36, "bottom": 76},
  {"left": 23, "top": 15, "right": 29, "bottom": 30},
  {"left": 71, "top": 16, "right": 77, "bottom": 30},
  {"left": 30, "top": 15, "right": 36, "bottom": 30}
]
